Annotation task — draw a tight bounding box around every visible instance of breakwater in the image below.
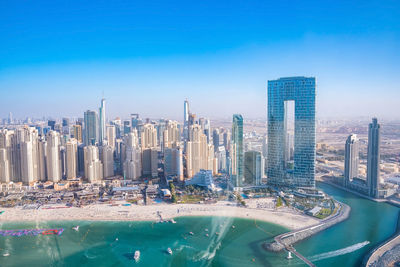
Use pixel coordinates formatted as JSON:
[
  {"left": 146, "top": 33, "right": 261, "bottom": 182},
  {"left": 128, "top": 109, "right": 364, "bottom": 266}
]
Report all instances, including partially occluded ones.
[{"left": 264, "top": 201, "right": 351, "bottom": 252}]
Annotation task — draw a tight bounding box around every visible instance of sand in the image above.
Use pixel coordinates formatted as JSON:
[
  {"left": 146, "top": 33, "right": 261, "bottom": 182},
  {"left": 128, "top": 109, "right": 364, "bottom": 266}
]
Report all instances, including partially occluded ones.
[{"left": 0, "top": 199, "right": 319, "bottom": 230}]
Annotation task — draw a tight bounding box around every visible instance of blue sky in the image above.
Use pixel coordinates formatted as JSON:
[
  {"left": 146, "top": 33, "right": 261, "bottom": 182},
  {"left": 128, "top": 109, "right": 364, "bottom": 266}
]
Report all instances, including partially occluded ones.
[{"left": 0, "top": 0, "right": 399, "bottom": 120}]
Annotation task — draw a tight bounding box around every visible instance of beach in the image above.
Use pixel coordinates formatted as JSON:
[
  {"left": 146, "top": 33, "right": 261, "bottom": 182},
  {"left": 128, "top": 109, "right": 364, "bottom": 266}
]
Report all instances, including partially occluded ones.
[{"left": 0, "top": 199, "right": 318, "bottom": 230}]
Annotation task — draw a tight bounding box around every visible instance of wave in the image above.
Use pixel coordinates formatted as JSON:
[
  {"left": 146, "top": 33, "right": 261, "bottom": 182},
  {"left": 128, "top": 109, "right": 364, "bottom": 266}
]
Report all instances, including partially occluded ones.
[{"left": 308, "top": 241, "right": 370, "bottom": 262}]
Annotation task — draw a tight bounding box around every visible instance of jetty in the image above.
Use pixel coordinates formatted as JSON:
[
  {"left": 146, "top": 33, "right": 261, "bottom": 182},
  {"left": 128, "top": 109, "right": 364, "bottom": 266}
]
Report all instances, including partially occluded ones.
[{"left": 264, "top": 201, "right": 350, "bottom": 266}]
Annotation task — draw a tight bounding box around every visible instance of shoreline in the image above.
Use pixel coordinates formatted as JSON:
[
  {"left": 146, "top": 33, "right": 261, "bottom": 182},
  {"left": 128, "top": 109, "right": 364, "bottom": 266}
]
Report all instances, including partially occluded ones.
[{"left": 0, "top": 200, "right": 319, "bottom": 231}]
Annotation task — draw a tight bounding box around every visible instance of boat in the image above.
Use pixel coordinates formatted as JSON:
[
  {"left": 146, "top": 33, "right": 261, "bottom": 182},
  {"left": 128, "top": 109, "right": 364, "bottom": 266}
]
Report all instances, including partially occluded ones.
[
  {"left": 287, "top": 251, "right": 293, "bottom": 259},
  {"left": 167, "top": 248, "right": 172, "bottom": 255},
  {"left": 231, "top": 225, "right": 235, "bottom": 229},
  {"left": 205, "top": 233, "right": 209, "bottom": 237},
  {"left": 134, "top": 250, "right": 140, "bottom": 261},
  {"left": 170, "top": 219, "right": 176, "bottom": 224},
  {"left": 189, "top": 232, "right": 194, "bottom": 235},
  {"left": 72, "top": 226, "right": 79, "bottom": 231},
  {"left": 3, "top": 252, "right": 9, "bottom": 257},
  {"left": 205, "top": 228, "right": 208, "bottom": 232}
]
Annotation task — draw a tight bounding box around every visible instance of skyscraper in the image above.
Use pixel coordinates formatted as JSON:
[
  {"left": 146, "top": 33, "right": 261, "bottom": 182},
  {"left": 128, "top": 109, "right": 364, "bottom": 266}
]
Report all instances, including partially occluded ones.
[
  {"left": 367, "top": 118, "right": 381, "bottom": 198},
  {"left": 65, "top": 138, "right": 78, "bottom": 179},
  {"left": 46, "top": 131, "right": 62, "bottom": 182},
  {"left": 231, "top": 114, "right": 244, "bottom": 187},
  {"left": 72, "top": 124, "right": 83, "bottom": 143},
  {"left": 267, "top": 77, "right": 316, "bottom": 187},
  {"left": 186, "top": 124, "right": 214, "bottom": 178},
  {"left": 244, "top": 151, "right": 262, "bottom": 186},
  {"left": 84, "top": 110, "right": 99, "bottom": 146},
  {"left": 123, "top": 131, "right": 141, "bottom": 180},
  {"left": 99, "top": 98, "right": 106, "bottom": 145},
  {"left": 84, "top": 146, "right": 103, "bottom": 182},
  {"left": 344, "top": 134, "right": 359, "bottom": 187},
  {"left": 106, "top": 125, "right": 116, "bottom": 149},
  {"left": 163, "top": 120, "right": 180, "bottom": 149},
  {"left": 141, "top": 123, "right": 158, "bottom": 149},
  {"left": 183, "top": 100, "right": 189, "bottom": 141},
  {"left": 19, "top": 127, "right": 40, "bottom": 184},
  {"left": 101, "top": 145, "right": 114, "bottom": 178}
]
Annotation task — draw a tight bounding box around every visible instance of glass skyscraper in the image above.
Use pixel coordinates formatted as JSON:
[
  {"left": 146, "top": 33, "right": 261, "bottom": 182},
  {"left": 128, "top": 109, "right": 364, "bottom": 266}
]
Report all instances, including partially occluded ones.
[
  {"left": 267, "top": 77, "right": 316, "bottom": 187},
  {"left": 231, "top": 114, "right": 243, "bottom": 187},
  {"left": 84, "top": 110, "right": 99, "bottom": 146},
  {"left": 367, "top": 118, "right": 380, "bottom": 198}
]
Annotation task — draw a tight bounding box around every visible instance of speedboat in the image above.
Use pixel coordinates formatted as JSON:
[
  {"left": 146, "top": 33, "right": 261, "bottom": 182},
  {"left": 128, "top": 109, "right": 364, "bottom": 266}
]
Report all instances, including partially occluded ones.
[
  {"left": 134, "top": 250, "right": 140, "bottom": 262},
  {"left": 167, "top": 248, "right": 172, "bottom": 255},
  {"left": 72, "top": 226, "right": 79, "bottom": 231},
  {"left": 3, "top": 252, "right": 9, "bottom": 257},
  {"left": 189, "top": 232, "right": 194, "bottom": 235}
]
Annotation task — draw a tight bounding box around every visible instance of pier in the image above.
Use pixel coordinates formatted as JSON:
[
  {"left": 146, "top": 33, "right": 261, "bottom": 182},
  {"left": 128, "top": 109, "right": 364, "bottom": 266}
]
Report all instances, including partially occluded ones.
[{"left": 264, "top": 201, "right": 350, "bottom": 266}]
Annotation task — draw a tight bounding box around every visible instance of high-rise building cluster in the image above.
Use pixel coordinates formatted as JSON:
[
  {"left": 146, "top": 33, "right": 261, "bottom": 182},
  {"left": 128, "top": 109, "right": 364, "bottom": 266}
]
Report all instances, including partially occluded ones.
[
  {"left": 0, "top": 76, "right": 318, "bottom": 190},
  {"left": 0, "top": 98, "right": 236, "bottom": 186}
]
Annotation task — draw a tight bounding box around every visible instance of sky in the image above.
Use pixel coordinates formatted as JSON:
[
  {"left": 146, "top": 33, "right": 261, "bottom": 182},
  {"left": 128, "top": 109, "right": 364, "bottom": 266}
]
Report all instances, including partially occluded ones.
[{"left": 0, "top": 0, "right": 399, "bottom": 121}]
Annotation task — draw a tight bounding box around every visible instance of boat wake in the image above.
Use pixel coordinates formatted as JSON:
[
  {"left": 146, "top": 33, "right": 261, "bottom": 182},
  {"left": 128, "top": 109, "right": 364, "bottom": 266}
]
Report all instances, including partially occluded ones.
[{"left": 308, "top": 241, "right": 370, "bottom": 262}]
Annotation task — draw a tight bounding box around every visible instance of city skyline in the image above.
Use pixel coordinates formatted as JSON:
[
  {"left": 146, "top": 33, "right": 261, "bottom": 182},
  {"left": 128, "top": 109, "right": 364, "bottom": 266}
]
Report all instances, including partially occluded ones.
[{"left": 1, "top": 1, "right": 399, "bottom": 120}]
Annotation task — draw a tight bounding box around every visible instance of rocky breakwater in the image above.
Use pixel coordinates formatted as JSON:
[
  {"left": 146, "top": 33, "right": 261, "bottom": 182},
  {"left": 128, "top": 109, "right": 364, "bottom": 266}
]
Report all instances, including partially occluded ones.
[{"left": 264, "top": 201, "right": 351, "bottom": 252}]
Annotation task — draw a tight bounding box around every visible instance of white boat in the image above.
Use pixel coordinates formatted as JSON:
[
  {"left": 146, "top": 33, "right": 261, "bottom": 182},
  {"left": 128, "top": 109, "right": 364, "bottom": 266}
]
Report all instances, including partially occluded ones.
[
  {"left": 3, "top": 252, "right": 10, "bottom": 257},
  {"left": 205, "top": 228, "right": 208, "bottom": 232},
  {"left": 287, "top": 251, "right": 293, "bottom": 259},
  {"left": 231, "top": 225, "right": 235, "bottom": 229},
  {"left": 170, "top": 219, "right": 177, "bottom": 224},
  {"left": 72, "top": 226, "right": 79, "bottom": 231},
  {"left": 189, "top": 232, "right": 194, "bottom": 235},
  {"left": 167, "top": 248, "right": 172, "bottom": 255},
  {"left": 134, "top": 250, "right": 140, "bottom": 261}
]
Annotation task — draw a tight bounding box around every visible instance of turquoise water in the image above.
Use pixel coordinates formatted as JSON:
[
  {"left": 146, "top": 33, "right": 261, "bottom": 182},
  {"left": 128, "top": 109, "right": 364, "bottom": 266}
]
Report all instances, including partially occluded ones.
[{"left": 0, "top": 183, "right": 398, "bottom": 266}]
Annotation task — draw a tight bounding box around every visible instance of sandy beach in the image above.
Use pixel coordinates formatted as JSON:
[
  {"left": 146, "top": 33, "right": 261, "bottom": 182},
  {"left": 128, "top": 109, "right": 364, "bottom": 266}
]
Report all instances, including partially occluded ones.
[{"left": 0, "top": 199, "right": 319, "bottom": 230}]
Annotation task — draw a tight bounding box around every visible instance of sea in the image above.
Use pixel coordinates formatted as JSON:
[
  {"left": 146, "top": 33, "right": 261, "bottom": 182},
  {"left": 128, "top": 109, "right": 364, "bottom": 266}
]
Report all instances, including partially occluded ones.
[{"left": 0, "top": 182, "right": 399, "bottom": 267}]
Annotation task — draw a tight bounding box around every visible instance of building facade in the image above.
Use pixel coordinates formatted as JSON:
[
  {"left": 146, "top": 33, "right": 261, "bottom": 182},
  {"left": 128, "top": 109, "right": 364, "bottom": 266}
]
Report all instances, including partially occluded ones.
[{"left": 267, "top": 77, "right": 316, "bottom": 187}]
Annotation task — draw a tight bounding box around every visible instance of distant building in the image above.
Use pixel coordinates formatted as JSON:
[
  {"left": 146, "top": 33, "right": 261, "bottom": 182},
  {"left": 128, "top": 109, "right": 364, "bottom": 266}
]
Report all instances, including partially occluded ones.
[
  {"left": 106, "top": 125, "right": 116, "bottom": 149},
  {"left": 99, "top": 98, "right": 106, "bottom": 145},
  {"left": 72, "top": 124, "right": 83, "bottom": 143},
  {"left": 141, "top": 123, "right": 158, "bottom": 149},
  {"left": 367, "top": 118, "right": 381, "bottom": 198}
]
